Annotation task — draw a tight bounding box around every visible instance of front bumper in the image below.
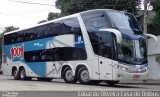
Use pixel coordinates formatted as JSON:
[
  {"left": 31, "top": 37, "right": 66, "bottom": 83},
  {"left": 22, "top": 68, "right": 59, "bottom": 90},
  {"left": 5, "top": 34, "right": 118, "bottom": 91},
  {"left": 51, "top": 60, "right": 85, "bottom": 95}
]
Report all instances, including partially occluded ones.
[{"left": 112, "top": 67, "right": 149, "bottom": 81}]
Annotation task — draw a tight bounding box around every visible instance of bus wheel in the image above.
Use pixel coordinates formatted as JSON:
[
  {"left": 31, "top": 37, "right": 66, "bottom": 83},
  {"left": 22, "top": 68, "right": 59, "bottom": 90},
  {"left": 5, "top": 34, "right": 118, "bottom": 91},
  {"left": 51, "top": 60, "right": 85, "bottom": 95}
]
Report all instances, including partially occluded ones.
[
  {"left": 63, "top": 67, "right": 77, "bottom": 83},
  {"left": 13, "top": 68, "right": 20, "bottom": 80},
  {"left": 19, "top": 68, "right": 27, "bottom": 80},
  {"left": 105, "top": 80, "right": 119, "bottom": 86},
  {"left": 78, "top": 67, "right": 91, "bottom": 84}
]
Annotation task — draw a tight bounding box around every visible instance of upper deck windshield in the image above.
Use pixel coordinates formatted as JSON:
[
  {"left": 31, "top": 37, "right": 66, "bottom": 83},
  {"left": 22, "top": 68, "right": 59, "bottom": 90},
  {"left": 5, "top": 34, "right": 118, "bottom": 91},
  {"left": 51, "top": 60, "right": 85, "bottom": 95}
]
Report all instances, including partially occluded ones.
[
  {"left": 81, "top": 10, "right": 142, "bottom": 34},
  {"left": 107, "top": 11, "right": 142, "bottom": 34}
]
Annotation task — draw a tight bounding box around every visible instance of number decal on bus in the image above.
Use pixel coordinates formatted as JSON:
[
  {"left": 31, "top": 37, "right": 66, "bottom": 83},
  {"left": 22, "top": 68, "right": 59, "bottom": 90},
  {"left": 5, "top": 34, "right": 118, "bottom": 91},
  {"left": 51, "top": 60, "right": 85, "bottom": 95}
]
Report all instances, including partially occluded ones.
[{"left": 10, "top": 44, "right": 24, "bottom": 59}]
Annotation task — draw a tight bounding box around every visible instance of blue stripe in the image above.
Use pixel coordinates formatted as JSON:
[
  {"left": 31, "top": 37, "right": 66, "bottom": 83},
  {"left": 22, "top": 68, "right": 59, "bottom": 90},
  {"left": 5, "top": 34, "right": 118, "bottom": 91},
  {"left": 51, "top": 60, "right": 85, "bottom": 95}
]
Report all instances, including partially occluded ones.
[{"left": 4, "top": 37, "right": 54, "bottom": 77}]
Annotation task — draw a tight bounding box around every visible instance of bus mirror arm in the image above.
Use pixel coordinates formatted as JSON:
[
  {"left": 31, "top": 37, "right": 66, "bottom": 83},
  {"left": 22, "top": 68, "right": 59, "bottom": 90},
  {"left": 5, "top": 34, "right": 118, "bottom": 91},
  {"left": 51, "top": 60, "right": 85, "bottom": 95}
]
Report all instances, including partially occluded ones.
[
  {"left": 99, "top": 28, "right": 122, "bottom": 43},
  {"left": 144, "top": 33, "right": 158, "bottom": 46}
]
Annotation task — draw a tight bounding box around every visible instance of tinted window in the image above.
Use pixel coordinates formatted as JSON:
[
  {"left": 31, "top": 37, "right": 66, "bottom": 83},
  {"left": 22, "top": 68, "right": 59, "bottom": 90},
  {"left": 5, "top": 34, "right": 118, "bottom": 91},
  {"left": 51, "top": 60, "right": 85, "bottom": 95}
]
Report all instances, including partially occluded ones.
[
  {"left": 23, "top": 17, "right": 87, "bottom": 62},
  {"left": 4, "top": 18, "right": 82, "bottom": 45},
  {"left": 81, "top": 11, "right": 111, "bottom": 32},
  {"left": 4, "top": 35, "right": 10, "bottom": 45},
  {"left": 17, "top": 32, "right": 25, "bottom": 42},
  {"left": 89, "top": 31, "right": 114, "bottom": 59},
  {"left": 4, "top": 33, "right": 18, "bottom": 45},
  {"left": 106, "top": 11, "right": 142, "bottom": 34},
  {"left": 24, "top": 47, "right": 87, "bottom": 62},
  {"left": 63, "top": 18, "right": 82, "bottom": 35}
]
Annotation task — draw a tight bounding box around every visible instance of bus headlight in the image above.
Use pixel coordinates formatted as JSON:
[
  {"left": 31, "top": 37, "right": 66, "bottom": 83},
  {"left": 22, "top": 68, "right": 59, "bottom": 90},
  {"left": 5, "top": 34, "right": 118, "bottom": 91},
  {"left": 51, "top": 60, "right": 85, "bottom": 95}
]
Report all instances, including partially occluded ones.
[
  {"left": 112, "top": 63, "right": 148, "bottom": 73},
  {"left": 119, "top": 66, "right": 128, "bottom": 71},
  {"left": 112, "top": 64, "right": 128, "bottom": 71},
  {"left": 122, "top": 67, "right": 127, "bottom": 71}
]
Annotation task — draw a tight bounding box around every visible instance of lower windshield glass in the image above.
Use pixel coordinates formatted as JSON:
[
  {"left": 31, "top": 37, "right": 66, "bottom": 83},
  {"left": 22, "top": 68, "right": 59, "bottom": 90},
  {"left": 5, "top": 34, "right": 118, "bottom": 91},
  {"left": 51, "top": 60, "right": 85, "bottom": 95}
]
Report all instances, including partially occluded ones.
[{"left": 118, "top": 38, "right": 147, "bottom": 65}]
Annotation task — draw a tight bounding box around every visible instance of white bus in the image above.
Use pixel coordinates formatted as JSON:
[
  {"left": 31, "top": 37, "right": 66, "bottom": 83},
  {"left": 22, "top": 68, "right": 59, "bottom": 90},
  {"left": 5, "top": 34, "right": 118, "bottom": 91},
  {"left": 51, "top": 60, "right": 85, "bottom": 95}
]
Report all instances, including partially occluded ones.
[{"left": 2, "top": 9, "right": 157, "bottom": 85}]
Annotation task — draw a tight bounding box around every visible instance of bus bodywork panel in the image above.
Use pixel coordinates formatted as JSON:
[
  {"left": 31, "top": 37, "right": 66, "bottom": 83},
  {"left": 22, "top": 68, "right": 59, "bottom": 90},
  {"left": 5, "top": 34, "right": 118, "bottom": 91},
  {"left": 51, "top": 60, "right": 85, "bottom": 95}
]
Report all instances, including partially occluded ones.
[{"left": 3, "top": 34, "right": 86, "bottom": 78}]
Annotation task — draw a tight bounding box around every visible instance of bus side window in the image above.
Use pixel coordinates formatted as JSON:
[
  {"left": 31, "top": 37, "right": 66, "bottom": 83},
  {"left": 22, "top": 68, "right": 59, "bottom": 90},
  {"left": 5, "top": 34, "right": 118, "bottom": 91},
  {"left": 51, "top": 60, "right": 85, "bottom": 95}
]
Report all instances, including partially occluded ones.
[
  {"left": 40, "top": 50, "right": 52, "bottom": 61},
  {"left": 41, "top": 54, "right": 52, "bottom": 61},
  {"left": 98, "top": 33, "right": 113, "bottom": 59},
  {"left": 54, "top": 22, "right": 64, "bottom": 35},
  {"left": 18, "top": 37, "right": 23, "bottom": 42},
  {"left": 10, "top": 33, "right": 17, "bottom": 44},
  {"left": 37, "top": 33, "right": 44, "bottom": 38},
  {"left": 38, "top": 26, "right": 48, "bottom": 38},
  {"left": 89, "top": 32, "right": 114, "bottom": 59},
  {"left": 32, "top": 56, "right": 39, "bottom": 61},
  {"left": 24, "top": 33, "right": 31, "bottom": 41},
  {"left": 30, "top": 34, "right": 35, "bottom": 39},
  {"left": 47, "top": 26, "right": 53, "bottom": 37},
  {"left": 99, "top": 42, "right": 112, "bottom": 58},
  {"left": 88, "top": 33, "right": 99, "bottom": 55},
  {"left": 17, "top": 32, "right": 24, "bottom": 42},
  {"left": 48, "top": 23, "right": 54, "bottom": 36},
  {"left": 4, "top": 35, "right": 9, "bottom": 45},
  {"left": 25, "top": 29, "right": 36, "bottom": 40},
  {"left": 72, "top": 48, "right": 87, "bottom": 60},
  {"left": 63, "top": 18, "right": 81, "bottom": 35}
]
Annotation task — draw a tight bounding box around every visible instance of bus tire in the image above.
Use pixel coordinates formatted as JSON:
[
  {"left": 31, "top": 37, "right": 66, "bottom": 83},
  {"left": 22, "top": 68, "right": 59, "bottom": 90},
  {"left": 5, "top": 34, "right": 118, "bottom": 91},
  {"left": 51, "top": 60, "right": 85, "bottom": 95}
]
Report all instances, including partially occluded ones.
[
  {"left": 105, "top": 80, "right": 119, "bottom": 86},
  {"left": 19, "top": 68, "right": 27, "bottom": 80},
  {"left": 63, "top": 67, "right": 77, "bottom": 83},
  {"left": 13, "top": 68, "right": 20, "bottom": 80},
  {"left": 78, "top": 67, "right": 91, "bottom": 84}
]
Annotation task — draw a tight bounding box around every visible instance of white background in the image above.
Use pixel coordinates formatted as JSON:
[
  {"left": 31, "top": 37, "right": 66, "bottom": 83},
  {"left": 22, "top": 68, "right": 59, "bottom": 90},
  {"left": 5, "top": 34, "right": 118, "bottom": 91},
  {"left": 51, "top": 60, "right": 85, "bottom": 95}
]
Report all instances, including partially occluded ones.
[{"left": 0, "top": 0, "right": 60, "bottom": 32}]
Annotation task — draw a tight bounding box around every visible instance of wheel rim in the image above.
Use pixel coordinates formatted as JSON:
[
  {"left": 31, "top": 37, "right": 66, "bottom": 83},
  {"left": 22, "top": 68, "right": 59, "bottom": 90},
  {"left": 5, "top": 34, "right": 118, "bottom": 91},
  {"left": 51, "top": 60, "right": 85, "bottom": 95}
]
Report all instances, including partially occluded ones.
[
  {"left": 20, "top": 69, "right": 25, "bottom": 79},
  {"left": 80, "top": 70, "right": 89, "bottom": 82},
  {"left": 14, "top": 70, "right": 17, "bottom": 78},
  {"left": 65, "top": 70, "right": 74, "bottom": 81}
]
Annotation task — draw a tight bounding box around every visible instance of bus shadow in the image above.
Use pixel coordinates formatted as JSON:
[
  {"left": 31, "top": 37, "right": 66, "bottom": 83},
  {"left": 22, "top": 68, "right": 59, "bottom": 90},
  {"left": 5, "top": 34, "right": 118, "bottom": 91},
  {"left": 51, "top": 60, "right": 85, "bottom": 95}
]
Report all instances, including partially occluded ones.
[
  {"left": 10, "top": 78, "right": 141, "bottom": 88},
  {"left": 98, "top": 84, "right": 142, "bottom": 88},
  {"left": 8, "top": 78, "right": 158, "bottom": 88},
  {"left": 93, "top": 84, "right": 143, "bottom": 88},
  {"left": 50, "top": 80, "right": 143, "bottom": 89},
  {"left": 120, "top": 82, "right": 160, "bottom": 85}
]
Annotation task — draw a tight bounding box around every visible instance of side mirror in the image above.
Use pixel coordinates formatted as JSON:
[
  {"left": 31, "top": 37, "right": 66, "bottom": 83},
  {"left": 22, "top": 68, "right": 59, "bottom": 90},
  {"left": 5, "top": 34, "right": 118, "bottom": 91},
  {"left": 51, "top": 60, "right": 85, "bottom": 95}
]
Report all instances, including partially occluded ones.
[
  {"left": 99, "top": 28, "right": 122, "bottom": 43},
  {"left": 144, "top": 33, "right": 158, "bottom": 46}
]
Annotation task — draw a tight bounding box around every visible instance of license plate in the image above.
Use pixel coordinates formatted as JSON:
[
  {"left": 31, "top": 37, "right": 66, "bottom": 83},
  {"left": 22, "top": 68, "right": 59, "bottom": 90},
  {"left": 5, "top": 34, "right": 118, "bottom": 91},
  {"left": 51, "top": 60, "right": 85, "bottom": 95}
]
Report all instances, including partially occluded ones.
[{"left": 133, "top": 75, "right": 140, "bottom": 79}]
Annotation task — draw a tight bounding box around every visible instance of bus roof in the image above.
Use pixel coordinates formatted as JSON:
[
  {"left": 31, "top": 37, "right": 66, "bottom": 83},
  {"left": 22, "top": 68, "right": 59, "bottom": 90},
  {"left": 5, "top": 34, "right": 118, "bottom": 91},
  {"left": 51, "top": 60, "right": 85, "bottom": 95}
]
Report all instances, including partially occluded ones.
[{"left": 4, "top": 9, "right": 127, "bottom": 35}]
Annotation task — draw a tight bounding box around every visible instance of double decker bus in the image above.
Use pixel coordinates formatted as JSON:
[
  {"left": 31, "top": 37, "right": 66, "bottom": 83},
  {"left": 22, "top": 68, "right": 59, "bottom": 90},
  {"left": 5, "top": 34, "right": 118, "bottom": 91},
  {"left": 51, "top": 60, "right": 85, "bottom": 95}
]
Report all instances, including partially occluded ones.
[{"left": 2, "top": 9, "right": 157, "bottom": 85}]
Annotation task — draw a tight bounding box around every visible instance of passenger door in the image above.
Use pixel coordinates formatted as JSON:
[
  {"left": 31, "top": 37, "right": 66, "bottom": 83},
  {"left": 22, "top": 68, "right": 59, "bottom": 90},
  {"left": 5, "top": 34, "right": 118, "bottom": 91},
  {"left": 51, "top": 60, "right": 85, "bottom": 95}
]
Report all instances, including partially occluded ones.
[{"left": 97, "top": 32, "right": 114, "bottom": 80}]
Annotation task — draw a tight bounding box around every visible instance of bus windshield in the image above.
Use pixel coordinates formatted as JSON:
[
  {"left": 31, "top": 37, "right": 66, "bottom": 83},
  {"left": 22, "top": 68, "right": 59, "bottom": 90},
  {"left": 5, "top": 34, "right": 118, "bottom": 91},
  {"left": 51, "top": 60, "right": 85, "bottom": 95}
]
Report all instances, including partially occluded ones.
[
  {"left": 106, "top": 11, "right": 142, "bottom": 34},
  {"left": 81, "top": 10, "right": 142, "bottom": 34},
  {"left": 117, "top": 38, "right": 147, "bottom": 65},
  {"left": 81, "top": 10, "right": 147, "bottom": 65}
]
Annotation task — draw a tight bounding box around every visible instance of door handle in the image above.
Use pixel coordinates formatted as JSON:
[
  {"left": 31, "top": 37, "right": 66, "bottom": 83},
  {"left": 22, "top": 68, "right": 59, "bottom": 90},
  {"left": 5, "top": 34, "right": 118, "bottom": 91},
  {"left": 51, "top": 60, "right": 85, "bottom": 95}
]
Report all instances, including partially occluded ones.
[{"left": 100, "top": 61, "right": 103, "bottom": 64}]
